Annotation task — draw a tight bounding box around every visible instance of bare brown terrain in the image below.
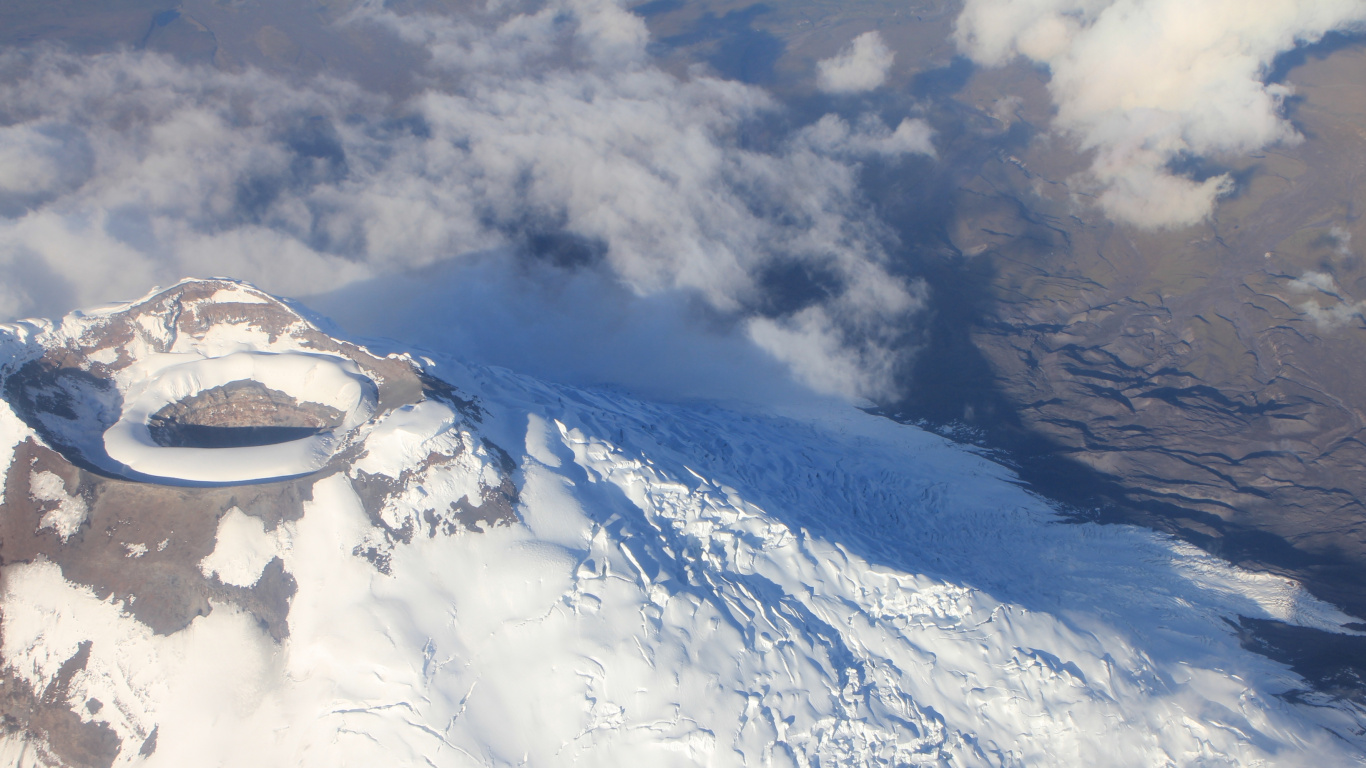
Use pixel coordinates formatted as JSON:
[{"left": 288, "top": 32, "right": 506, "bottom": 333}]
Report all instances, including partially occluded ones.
[{"left": 0, "top": 641, "right": 122, "bottom": 768}]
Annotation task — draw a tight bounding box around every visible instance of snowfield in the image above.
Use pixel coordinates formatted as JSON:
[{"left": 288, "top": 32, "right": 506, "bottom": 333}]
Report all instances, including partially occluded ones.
[{"left": 0, "top": 280, "right": 1363, "bottom": 767}]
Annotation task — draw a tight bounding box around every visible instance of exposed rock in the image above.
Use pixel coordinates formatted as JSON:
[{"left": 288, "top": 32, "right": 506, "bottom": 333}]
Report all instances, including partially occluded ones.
[
  {"left": 350, "top": 445, "right": 520, "bottom": 574},
  {"left": 136, "top": 727, "right": 157, "bottom": 758},
  {"left": 148, "top": 380, "right": 344, "bottom": 449}
]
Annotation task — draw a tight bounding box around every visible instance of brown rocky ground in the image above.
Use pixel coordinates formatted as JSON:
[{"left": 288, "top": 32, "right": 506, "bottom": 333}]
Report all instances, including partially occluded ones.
[
  {"left": 148, "top": 380, "right": 345, "bottom": 448},
  {"left": 0, "top": 431, "right": 308, "bottom": 767}
]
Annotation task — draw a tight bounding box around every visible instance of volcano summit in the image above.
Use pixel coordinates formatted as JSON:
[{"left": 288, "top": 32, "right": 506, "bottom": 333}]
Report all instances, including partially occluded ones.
[{"left": 0, "top": 279, "right": 1363, "bottom": 767}]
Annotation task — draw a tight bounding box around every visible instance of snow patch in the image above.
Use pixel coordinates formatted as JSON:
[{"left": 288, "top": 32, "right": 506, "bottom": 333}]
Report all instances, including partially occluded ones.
[
  {"left": 199, "top": 508, "right": 284, "bottom": 588},
  {"left": 31, "top": 470, "right": 87, "bottom": 542},
  {"left": 87, "top": 346, "right": 120, "bottom": 366},
  {"left": 1, "top": 560, "right": 280, "bottom": 764},
  {"left": 351, "top": 400, "right": 459, "bottom": 479},
  {"left": 0, "top": 396, "right": 32, "bottom": 485}
]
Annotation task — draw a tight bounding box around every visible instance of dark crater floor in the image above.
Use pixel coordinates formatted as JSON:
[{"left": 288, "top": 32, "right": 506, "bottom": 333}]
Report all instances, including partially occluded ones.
[{"left": 147, "top": 380, "right": 344, "bottom": 449}]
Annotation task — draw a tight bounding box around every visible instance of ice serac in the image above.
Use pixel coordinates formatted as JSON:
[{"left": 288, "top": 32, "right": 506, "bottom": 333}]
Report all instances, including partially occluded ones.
[{"left": 0, "top": 279, "right": 1363, "bottom": 767}]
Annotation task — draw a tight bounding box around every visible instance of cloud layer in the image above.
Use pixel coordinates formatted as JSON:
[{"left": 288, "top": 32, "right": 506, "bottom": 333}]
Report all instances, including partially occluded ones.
[
  {"left": 955, "top": 0, "right": 1366, "bottom": 228},
  {"left": 0, "top": 0, "right": 934, "bottom": 401}
]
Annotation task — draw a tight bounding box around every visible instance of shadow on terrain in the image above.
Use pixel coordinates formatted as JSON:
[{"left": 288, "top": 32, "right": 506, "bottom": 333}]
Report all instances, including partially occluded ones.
[
  {"left": 148, "top": 424, "right": 328, "bottom": 448},
  {"left": 1269, "top": 31, "right": 1366, "bottom": 130},
  {"left": 304, "top": 238, "right": 1366, "bottom": 705},
  {"left": 2, "top": 362, "right": 126, "bottom": 477},
  {"left": 875, "top": 246, "right": 1366, "bottom": 702},
  {"left": 652, "top": 4, "right": 784, "bottom": 84},
  {"left": 909, "top": 56, "right": 975, "bottom": 100}
]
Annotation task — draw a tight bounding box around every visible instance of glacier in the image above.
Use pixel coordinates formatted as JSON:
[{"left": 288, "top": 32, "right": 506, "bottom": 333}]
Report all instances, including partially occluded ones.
[{"left": 0, "top": 279, "right": 1362, "bottom": 767}]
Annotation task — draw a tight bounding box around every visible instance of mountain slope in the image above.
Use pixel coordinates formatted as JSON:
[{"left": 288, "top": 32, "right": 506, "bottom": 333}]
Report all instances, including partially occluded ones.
[{"left": 0, "top": 279, "right": 1362, "bottom": 767}]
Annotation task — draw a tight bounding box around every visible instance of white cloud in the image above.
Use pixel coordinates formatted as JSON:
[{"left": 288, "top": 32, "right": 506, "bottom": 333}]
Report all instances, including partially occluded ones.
[
  {"left": 1289, "top": 270, "right": 1341, "bottom": 296},
  {"left": 955, "top": 0, "right": 1366, "bottom": 228},
  {"left": 0, "top": 124, "right": 87, "bottom": 202},
  {"left": 816, "top": 31, "right": 896, "bottom": 94},
  {"left": 0, "top": 0, "right": 929, "bottom": 402},
  {"left": 1289, "top": 269, "right": 1366, "bottom": 330},
  {"left": 1295, "top": 296, "right": 1366, "bottom": 331},
  {"left": 799, "top": 114, "right": 936, "bottom": 158},
  {"left": 749, "top": 306, "right": 899, "bottom": 403}
]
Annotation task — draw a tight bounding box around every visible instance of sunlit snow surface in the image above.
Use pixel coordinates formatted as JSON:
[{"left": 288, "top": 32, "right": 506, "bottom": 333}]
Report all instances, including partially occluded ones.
[{"left": 2, "top": 305, "right": 1366, "bottom": 765}]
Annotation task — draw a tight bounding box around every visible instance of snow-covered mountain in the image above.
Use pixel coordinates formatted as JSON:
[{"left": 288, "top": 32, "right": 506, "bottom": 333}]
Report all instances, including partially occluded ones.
[{"left": 0, "top": 279, "right": 1363, "bottom": 767}]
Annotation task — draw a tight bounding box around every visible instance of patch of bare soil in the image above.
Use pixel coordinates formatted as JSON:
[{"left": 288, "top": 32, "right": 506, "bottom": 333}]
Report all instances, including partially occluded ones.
[{"left": 0, "top": 436, "right": 307, "bottom": 764}]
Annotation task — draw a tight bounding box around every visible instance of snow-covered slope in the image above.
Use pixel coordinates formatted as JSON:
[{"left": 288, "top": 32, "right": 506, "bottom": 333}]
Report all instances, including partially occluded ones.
[{"left": 0, "top": 279, "right": 1362, "bottom": 767}]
